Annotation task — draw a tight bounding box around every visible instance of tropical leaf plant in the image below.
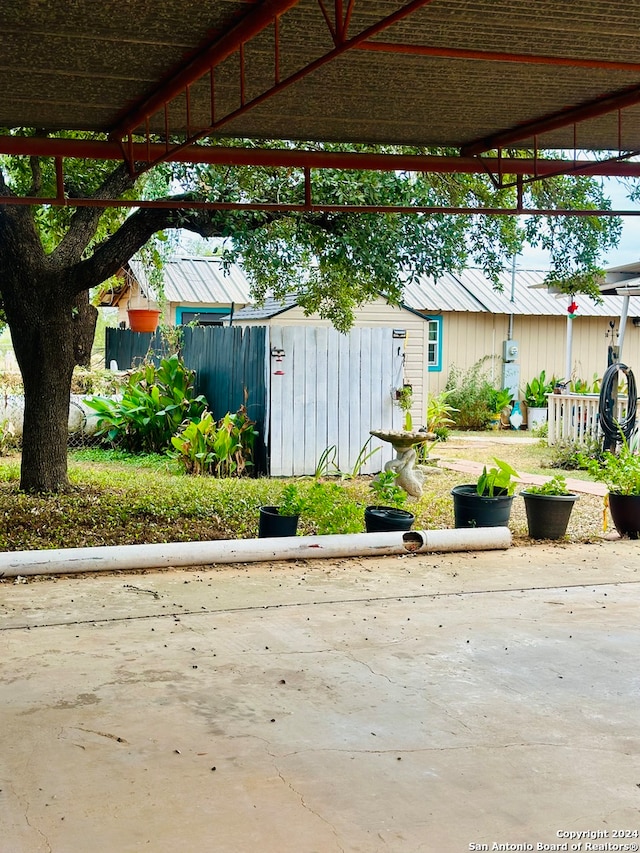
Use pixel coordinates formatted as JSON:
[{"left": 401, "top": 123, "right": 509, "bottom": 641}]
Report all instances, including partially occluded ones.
[
  {"left": 171, "top": 407, "right": 258, "bottom": 477},
  {"left": 86, "top": 353, "right": 207, "bottom": 453},
  {"left": 476, "top": 458, "right": 519, "bottom": 497}
]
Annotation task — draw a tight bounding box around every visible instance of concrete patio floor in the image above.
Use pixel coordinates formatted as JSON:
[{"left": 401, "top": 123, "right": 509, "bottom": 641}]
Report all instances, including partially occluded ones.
[{"left": 1, "top": 541, "right": 639, "bottom": 853}]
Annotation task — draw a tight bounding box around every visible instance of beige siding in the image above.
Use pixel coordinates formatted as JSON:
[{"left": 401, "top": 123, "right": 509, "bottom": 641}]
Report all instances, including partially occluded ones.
[
  {"left": 508, "top": 314, "right": 640, "bottom": 390},
  {"left": 434, "top": 312, "right": 640, "bottom": 398},
  {"left": 432, "top": 312, "right": 506, "bottom": 396}
]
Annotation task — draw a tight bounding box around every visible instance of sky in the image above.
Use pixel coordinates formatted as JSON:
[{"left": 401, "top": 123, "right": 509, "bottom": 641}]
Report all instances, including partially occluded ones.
[{"left": 519, "top": 176, "right": 640, "bottom": 271}]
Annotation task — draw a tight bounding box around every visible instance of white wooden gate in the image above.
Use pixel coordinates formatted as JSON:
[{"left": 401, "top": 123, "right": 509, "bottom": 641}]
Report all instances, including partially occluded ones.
[{"left": 267, "top": 326, "right": 405, "bottom": 476}]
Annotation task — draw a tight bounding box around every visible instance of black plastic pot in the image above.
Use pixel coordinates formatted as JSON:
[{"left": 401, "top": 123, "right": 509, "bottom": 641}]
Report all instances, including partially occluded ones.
[
  {"left": 521, "top": 491, "right": 579, "bottom": 540},
  {"left": 258, "top": 505, "right": 299, "bottom": 538},
  {"left": 608, "top": 493, "right": 640, "bottom": 539},
  {"left": 451, "top": 484, "right": 514, "bottom": 528},
  {"left": 364, "top": 506, "right": 415, "bottom": 533}
]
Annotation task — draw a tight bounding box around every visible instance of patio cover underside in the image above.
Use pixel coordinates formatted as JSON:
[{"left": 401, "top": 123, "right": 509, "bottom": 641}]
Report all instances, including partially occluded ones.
[{"left": 4, "top": 0, "right": 640, "bottom": 200}]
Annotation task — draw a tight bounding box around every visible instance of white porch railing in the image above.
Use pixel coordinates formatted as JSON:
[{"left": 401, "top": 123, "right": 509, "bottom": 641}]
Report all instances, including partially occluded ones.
[{"left": 547, "top": 392, "right": 634, "bottom": 445}]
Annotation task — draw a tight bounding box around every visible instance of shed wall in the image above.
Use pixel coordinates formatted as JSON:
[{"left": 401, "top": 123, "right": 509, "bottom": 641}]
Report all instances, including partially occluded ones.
[
  {"left": 432, "top": 312, "right": 640, "bottom": 398},
  {"left": 237, "top": 300, "right": 429, "bottom": 426}
]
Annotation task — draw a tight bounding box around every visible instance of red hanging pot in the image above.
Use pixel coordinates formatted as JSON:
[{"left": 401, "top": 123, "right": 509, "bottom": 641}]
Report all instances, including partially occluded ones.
[{"left": 127, "top": 308, "right": 160, "bottom": 333}]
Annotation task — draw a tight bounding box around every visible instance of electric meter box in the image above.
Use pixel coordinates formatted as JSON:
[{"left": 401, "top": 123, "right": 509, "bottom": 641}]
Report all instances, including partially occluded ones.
[{"left": 502, "top": 339, "right": 519, "bottom": 362}]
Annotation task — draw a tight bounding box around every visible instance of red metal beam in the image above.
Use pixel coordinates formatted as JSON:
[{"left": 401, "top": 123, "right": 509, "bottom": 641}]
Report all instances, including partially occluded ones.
[
  {"left": 359, "top": 41, "right": 640, "bottom": 74},
  {"left": 111, "top": 0, "right": 439, "bottom": 175},
  {"left": 0, "top": 195, "right": 633, "bottom": 216},
  {"left": 461, "top": 82, "right": 640, "bottom": 156},
  {"left": 4, "top": 135, "right": 640, "bottom": 179}
]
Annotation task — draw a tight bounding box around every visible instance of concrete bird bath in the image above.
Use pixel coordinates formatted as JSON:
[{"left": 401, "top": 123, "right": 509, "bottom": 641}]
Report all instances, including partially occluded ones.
[{"left": 370, "top": 429, "right": 439, "bottom": 497}]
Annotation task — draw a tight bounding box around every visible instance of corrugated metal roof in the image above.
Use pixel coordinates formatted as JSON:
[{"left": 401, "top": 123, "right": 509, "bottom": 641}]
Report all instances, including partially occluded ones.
[
  {"left": 162, "top": 256, "right": 251, "bottom": 305},
  {"left": 230, "top": 294, "right": 300, "bottom": 321},
  {"left": 401, "top": 273, "right": 487, "bottom": 313},
  {"left": 131, "top": 256, "right": 640, "bottom": 320},
  {"left": 405, "top": 268, "right": 640, "bottom": 318}
]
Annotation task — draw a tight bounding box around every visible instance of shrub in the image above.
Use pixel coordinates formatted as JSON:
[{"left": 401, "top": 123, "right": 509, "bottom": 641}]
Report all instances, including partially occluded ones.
[
  {"left": 86, "top": 354, "right": 208, "bottom": 453},
  {"left": 301, "top": 480, "right": 363, "bottom": 535},
  {"left": 71, "top": 367, "right": 124, "bottom": 396},
  {"left": 171, "top": 407, "right": 258, "bottom": 477},
  {"left": 548, "top": 435, "right": 603, "bottom": 470},
  {"left": 444, "top": 357, "right": 498, "bottom": 430}
]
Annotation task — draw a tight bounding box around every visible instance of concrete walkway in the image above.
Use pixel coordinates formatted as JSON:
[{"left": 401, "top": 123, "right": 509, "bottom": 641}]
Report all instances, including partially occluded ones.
[{"left": 1, "top": 541, "right": 639, "bottom": 852}]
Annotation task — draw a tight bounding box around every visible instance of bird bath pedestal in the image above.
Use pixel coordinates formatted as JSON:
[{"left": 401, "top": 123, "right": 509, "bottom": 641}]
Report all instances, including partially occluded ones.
[{"left": 370, "top": 429, "right": 438, "bottom": 497}]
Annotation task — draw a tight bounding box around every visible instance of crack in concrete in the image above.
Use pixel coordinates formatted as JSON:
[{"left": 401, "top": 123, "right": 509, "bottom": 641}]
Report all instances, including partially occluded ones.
[
  {"left": 1, "top": 579, "right": 637, "bottom": 632},
  {"left": 343, "top": 651, "right": 396, "bottom": 685},
  {"left": 5, "top": 779, "right": 52, "bottom": 853},
  {"left": 273, "top": 763, "right": 346, "bottom": 853},
  {"left": 274, "top": 741, "right": 592, "bottom": 759}
]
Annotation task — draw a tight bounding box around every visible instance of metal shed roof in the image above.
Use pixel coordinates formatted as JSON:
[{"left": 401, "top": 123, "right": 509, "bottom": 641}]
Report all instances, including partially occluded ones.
[
  {"left": 162, "top": 256, "right": 251, "bottom": 305},
  {"left": 128, "top": 255, "right": 251, "bottom": 305},
  {"left": 440, "top": 269, "right": 640, "bottom": 317},
  {"left": 225, "top": 266, "right": 640, "bottom": 319}
]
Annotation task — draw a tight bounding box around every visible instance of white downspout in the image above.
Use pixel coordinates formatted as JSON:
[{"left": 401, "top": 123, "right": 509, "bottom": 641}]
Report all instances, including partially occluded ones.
[
  {"left": 565, "top": 312, "right": 573, "bottom": 381},
  {"left": 618, "top": 294, "right": 631, "bottom": 362},
  {"left": 0, "top": 528, "right": 512, "bottom": 578}
]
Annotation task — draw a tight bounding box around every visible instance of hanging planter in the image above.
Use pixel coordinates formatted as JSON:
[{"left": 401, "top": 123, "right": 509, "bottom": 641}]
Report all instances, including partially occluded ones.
[{"left": 127, "top": 308, "right": 161, "bottom": 333}]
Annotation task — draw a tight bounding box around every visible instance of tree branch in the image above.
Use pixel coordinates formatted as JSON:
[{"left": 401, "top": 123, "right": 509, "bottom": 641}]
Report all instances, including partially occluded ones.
[
  {"left": 50, "top": 162, "right": 137, "bottom": 269},
  {"left": 0, "top": 166, "right": 15, "bottom": 198},
  {"left": 29, "top": 156, "right": 42, "bottom": 196},
  {"left": 70, "top": 202, "right": 252, "bottom": 294},
  {"left": 0, "top": 172, "right": 46, "bottom": 273}
]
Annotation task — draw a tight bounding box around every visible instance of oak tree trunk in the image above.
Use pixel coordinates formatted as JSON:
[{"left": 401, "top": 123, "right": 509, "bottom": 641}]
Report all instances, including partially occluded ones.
[{"left": 9, "top": 289, "right": 96, "bottom": 492}]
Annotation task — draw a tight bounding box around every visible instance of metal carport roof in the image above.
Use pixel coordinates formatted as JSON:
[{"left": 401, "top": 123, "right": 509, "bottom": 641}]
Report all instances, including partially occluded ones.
[{"left": 4, "top": 1, "right": 640, "bottom": 188}]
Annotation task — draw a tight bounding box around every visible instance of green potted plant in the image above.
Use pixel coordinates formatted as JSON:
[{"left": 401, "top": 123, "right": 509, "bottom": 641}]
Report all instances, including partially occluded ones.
[
  {"left": 487, "top": 387, "right": 512, "bottom": 430},
  {"left": 520, "top": 474, "right": 579, "bottom": 540},
  {"left": 451, "top": 458, "right": 518, "bottom": 528},
  {"left": 523, "top": 370, "right": 554, "bottom": 430},
  {"left": 365, "top": 470, "right": 415, "bottom": 532},
  {"left": 258, "top": 483, "right": 305, "bottom": 538},
  {"left": 395, "top": 384, "right": 414, "bottom": 431},
  {"left": 582, "top": 436, "right": 640, "bottom": 539}
]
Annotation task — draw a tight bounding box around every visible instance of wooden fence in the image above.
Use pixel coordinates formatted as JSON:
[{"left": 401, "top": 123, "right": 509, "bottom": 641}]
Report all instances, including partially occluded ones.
[
  {"left": 105, "top": 324, "right": 405, "bottom": 476},
  {"left": 268, "top": 326, "right": 404, "bottom": 476}
]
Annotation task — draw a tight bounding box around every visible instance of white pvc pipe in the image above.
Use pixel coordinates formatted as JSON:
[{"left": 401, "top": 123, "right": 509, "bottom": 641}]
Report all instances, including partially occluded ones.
[{"left": 0, "top": 527, "right": 511, "bottom": 578}]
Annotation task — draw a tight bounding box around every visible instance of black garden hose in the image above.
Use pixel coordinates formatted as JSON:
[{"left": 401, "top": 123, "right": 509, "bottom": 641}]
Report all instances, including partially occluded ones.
[{"left": 598, "top": 362, "right": 637, "bottom": 449}]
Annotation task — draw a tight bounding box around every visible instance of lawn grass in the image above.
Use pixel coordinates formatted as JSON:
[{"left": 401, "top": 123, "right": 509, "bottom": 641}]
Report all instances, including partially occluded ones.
[{"left": 0, "top": 438, "right": 607, "bottom": 552}]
